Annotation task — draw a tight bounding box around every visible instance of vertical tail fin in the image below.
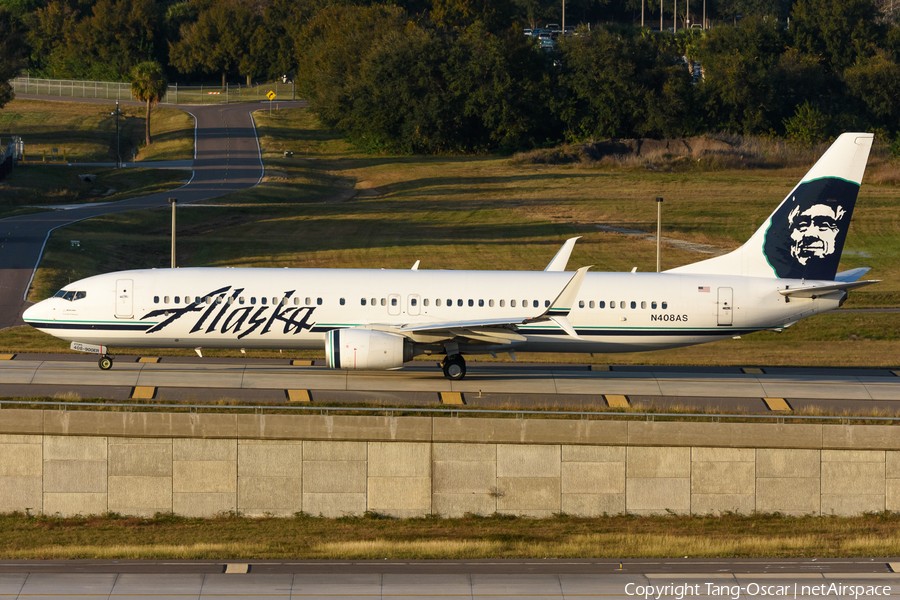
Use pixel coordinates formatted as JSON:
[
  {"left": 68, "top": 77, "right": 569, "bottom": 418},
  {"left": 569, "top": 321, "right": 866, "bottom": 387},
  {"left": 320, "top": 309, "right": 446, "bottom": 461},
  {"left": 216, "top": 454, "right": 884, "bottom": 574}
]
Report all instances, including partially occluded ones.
[{"left": 668, "top": 133, "right": 873, "bottom": 280}]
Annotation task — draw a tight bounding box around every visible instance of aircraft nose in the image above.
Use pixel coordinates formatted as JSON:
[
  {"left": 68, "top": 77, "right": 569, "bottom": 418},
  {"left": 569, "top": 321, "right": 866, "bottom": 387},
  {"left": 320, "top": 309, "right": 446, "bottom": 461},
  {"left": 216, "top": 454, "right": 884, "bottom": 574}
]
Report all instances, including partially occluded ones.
[{"left": 22, "top": 302, "right": 45, "bottom": 324}]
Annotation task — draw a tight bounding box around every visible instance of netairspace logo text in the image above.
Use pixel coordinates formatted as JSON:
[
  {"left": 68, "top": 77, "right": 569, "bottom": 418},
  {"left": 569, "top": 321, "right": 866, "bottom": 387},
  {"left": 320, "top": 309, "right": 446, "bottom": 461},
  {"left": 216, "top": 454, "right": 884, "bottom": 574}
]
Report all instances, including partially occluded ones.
[{"left": 625, "top": 582, "right": 892, "bottom": 599}]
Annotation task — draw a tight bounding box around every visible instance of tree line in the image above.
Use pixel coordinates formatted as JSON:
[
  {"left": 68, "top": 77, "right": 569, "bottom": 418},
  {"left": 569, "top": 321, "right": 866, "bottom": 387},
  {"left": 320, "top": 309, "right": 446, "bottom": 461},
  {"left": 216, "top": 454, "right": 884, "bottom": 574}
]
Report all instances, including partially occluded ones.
[{"left": 1, "top": 0, "right": 899, "bottom": 153}]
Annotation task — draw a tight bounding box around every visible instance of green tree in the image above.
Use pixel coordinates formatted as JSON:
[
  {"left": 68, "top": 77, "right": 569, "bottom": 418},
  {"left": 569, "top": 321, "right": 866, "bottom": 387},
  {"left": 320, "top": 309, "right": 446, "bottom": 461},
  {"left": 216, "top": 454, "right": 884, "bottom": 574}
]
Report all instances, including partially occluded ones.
[
  {"left": 0, "top": 7, "right": 26, "bottom": 109},
  {"left": 130, "top": 59, "right": 168, "bottom": 145},
  {"left": 784, "top": 100, "right": 831, "bottom": 146},
  {"left": 169, "top": 0, "right": 258, "bottom": 88},
  {"left": 695, "top": 16, "right": 788, "bottom": 134},
  {"left": 790, "top": 0, "right": 885, "bottom": 73},
  {"left": 843, "top": 51, "right": 900, "bottom": 131}
]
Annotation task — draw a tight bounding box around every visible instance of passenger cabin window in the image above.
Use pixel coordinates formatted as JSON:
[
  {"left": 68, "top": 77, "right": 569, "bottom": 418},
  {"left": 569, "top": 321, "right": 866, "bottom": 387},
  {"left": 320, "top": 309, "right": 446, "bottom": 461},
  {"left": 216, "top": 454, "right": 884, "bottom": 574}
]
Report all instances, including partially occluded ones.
[
  {"left": 164, "top": 296, "right": 170, "bottom": 304},
  {"left": 239, "top": 297, "right": 245, "bottom": 305},
  {"left": 500, "top": 300, "right": 505, "bottom": 307},
  {"left": 457, "top": 299, "right": 463, "bottom": 307},
  {"left": 251, "top": 297, "right": 256, "bottom": 305},
  {"left": 436, "top": 299, "right": 442, "bottom": 307},
  {"left": 154, "top": 296, "right": 159, "bottom": 304},
  {"left": 381, "top": 298, "right": 386, "bottom": 306},
  {"left": 545, "top": 300, "right": 550, "bottom": 307},
  {"left": 361, "top": 298, "right": 367, "bottom": 306},
  {"left": 533, "top": 300, "right": 539, "bottom": 308},
  {"left": 590, "top": 301, "right": 595, "bottom": 308},
  {"left": 411, "top": 298, "right": 417, "bottom": 306},
  {"left": 391, "top": 298, "right": 398, "bottom": 306},
  {"left": 511, "top": 300, "right": 516, "bottom": 307},
  {"left": 340, "top": 298, "right": 345, "bottom": 305},
  {"left": 174, "top": 296, "right": 180, "bottom": 304},
  {"left": 610, "top": 301, "right": 615, "bottom": 309},
  {"left": 371, "top": 298, "right": 376, "bottom": 306},
  {"left": 306, "top": 297, "right": 312, "bottom": 306},
  {"left": 599, "top": 301, "right": 605, "bottom": 308},
  {"left": 468, "top": 300, "right": 474, "bottom": 307},
  {"left": 579, "top": 300, "right": 584, "bottom": 308},
  {"left": 641, "top": 301, "right": 647, "bottom": 309},
  {"left": 651, "top": 301, "right": 657, "bottom": 309},
  {"left": 294, "top": 297, "right": 300, "bottom": 305},
  {"left": 620, "top": 301, "right": 625, "bottom": 309},
  {"left": 317, "top": 298, "right": 322, "bottom": 305},
  {"left": 662, "top": 301, "right": 668, "bottom": 309},
  {"left": 424, "top": 299, "right": 429, "bottom": 307},
  {"left": 630, "top": 301, "right": 636, "bottom": 309},
  {"left": 261, "top": 297, "right": 267, "bottom": 305},
  {"left": 489, "top": 300, "right": 494, "bottom": 307}
]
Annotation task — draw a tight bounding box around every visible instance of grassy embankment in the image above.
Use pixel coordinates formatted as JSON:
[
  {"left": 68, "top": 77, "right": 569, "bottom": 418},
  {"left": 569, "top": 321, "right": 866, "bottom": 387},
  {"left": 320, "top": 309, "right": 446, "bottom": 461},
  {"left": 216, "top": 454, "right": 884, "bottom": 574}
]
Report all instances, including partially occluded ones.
[
  {"left": 0, "top": 99, "right": 193, "bottom": 218},
  {"left": 1, "top": 512, "right": 900, "bottom": 559},
  {"left": 3, "top": 106, "right": 899, "bottom": 367}
]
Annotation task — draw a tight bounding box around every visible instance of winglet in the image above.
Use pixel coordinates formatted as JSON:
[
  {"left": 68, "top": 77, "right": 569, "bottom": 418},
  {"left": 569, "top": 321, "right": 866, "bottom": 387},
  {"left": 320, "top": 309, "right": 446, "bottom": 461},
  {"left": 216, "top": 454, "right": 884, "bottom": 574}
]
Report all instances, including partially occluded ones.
[
  {"left": 544, "top": 237, "right": 581, "bottom": 271},
  {"left": 411, "top": 260, "right": 420, "bottom": 271},
  {"left": 526, "top": 265, "right": 591, "bottom": 324}
]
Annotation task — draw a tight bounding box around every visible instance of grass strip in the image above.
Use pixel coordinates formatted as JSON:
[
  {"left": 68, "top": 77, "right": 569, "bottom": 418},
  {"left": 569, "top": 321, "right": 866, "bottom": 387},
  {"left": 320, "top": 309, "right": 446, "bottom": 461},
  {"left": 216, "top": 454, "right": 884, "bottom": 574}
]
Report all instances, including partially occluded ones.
[{"left": 3, "top": 512, "right": 900, "bottom": 559}]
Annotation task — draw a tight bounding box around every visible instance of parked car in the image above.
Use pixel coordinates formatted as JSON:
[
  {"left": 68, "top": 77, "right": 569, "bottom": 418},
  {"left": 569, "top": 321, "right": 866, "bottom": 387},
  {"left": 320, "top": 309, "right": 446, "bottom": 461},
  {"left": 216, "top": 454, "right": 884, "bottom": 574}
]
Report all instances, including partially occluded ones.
[{"left": 524, "top": 28, "right": 533, "bottom": 36}]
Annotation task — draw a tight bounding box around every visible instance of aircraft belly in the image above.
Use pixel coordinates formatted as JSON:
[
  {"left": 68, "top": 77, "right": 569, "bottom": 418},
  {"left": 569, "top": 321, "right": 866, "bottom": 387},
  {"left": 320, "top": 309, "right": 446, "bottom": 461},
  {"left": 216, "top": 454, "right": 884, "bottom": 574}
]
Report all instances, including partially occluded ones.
[{"left": 518, "top": 333, "right": 736, "bottom": 353}]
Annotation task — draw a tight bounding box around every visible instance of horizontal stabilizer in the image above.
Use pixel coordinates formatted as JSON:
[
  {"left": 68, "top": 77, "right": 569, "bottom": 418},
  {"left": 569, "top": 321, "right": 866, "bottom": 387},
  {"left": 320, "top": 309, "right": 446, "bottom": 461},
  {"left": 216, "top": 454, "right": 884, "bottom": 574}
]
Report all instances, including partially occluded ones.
[
  {"left": 778, "top": 280, "right": 880, "bottom": 298},
  {"left": 835, "top": 267, "right": 870, "bottom": 282}
]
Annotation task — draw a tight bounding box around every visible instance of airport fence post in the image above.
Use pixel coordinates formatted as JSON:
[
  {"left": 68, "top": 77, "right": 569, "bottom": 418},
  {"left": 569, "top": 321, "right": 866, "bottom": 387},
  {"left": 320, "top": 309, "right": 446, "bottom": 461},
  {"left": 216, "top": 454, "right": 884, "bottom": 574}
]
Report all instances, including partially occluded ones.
[
  {"left": 169, "top": 198, "right": 178, "bottom": 268},
  {"left": 655, "top": 197, "right": 663, "bottom": 272}
]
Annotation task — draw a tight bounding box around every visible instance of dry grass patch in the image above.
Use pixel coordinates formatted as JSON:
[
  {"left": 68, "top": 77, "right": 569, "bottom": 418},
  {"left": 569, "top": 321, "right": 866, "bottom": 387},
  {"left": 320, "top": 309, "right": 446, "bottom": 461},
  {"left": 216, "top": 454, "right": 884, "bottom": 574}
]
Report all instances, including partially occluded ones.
[{"left": 4, "top": 512, "right": 900, "bottom": 559}]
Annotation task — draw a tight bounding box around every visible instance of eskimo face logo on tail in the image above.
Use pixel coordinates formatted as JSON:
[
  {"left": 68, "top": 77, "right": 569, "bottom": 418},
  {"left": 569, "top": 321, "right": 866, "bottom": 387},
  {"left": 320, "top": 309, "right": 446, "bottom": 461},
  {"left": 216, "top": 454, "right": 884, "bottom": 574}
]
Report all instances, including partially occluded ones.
[{"left": 763, "top": 178, "right": 859, "bottom": 280}]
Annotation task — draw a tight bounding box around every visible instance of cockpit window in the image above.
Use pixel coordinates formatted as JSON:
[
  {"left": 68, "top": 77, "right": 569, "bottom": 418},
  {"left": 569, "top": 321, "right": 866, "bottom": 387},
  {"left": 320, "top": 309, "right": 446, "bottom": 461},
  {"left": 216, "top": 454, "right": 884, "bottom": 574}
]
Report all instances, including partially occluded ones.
[{"left": 55, "top": 289, "right": 87, "bottom": 301}]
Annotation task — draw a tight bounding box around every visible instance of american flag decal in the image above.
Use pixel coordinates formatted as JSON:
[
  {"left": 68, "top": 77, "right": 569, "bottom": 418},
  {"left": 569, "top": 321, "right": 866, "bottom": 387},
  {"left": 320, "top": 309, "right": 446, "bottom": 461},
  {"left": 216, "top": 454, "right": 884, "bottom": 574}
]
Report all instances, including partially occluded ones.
[{"left": 698, "top": 286, "right": 710, "bottom": 293}]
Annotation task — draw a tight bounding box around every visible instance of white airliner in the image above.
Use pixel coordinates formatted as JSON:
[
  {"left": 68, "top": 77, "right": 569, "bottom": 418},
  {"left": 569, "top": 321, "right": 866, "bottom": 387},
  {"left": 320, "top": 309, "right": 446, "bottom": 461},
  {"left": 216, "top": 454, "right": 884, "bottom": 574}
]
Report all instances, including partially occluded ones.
[{"left": 23, "top": 133, "right": 879, "bottom": 379}]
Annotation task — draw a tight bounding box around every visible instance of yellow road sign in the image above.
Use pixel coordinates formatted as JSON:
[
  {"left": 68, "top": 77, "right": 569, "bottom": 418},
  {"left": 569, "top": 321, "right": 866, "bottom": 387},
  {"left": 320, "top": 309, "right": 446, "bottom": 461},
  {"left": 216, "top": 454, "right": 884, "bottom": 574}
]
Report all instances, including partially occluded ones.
[{"left": 266, "top": 90, "right": 276, "bottom": 100}]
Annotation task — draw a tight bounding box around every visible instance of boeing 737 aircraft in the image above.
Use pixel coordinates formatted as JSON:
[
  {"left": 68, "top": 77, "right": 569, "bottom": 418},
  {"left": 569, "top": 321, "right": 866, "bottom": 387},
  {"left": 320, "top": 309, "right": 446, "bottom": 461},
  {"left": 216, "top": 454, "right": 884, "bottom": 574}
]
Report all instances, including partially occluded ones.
[{"left": 23, "top": 133, "right": 879, "bottom": 379}]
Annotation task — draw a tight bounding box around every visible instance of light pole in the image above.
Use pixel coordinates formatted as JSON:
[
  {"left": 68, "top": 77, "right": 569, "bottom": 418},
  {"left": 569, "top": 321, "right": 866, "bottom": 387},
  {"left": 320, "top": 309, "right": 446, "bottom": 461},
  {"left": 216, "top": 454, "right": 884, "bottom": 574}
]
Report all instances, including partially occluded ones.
[
  {"left": 655, "top": 197, "right": 664, "bottom": 273},
  {"left": 169, "top": 198, "right": 177, "bottom": 268},
  {"left": 562, "top": 0, "right": 565, "bottom": 34},
  {"left": 110, "top": 99, "right": 121, "bottom": 168}
]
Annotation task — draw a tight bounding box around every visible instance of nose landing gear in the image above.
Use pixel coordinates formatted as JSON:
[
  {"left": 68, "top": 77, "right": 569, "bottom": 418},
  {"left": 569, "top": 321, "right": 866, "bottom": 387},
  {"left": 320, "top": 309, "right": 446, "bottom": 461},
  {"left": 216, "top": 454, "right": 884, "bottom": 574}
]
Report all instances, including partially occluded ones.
[
  {"left": 441, "top": 354, "right": 466, "bottom": 380},
  {"left": 98, "top": 354, "right": 114, "bottom": 370}
]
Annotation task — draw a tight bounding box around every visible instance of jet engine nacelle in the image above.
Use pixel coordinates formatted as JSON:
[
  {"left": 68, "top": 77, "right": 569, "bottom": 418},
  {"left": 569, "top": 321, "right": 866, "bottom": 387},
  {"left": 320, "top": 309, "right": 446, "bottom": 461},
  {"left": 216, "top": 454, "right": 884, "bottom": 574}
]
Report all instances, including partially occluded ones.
[{"left": 325, "top": 329, "right": 415, "bottom": 370}]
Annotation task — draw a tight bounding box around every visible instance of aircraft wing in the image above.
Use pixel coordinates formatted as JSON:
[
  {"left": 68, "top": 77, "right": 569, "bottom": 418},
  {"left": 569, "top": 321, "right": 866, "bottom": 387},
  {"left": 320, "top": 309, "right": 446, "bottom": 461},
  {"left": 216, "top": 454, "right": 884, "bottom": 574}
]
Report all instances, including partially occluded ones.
[
  {"left": 778, "top": 279, "right": 880, "bottom": 298},
  {"left": 371, "top": 266, "right": 592, "bottom": 344}
]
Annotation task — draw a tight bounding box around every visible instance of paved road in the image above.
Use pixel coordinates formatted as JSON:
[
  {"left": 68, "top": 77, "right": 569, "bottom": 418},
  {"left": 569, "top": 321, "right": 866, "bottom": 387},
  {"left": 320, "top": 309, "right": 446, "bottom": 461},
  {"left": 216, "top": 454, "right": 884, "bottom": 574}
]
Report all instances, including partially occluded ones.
[
  {"left": 0, "top": 97, "right": 274, "bottom": 331},
  {"left": 0, "top": 560, "right": 899, "bottom": 599},
  {"left": 1, "top": 355, "right": 899, "bottom": 412}
]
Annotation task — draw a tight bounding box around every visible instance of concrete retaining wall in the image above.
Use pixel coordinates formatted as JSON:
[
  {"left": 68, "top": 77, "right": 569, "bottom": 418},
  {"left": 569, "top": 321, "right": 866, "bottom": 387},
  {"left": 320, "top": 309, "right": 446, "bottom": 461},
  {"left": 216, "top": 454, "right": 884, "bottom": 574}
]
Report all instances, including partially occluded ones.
[{"left": 1, "top": 410, "right": 899, "bottom": 517}]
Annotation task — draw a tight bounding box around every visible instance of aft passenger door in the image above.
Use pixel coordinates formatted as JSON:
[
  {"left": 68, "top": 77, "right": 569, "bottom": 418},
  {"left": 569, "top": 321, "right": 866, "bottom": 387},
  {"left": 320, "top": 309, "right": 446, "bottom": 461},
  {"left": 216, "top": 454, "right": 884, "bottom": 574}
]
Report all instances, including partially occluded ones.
[
  {"left": 717, "top": 287, "right": 733, "bottom": 326},
  {"left": 115, "top": 279, "right": 133, "bottom": 318}
]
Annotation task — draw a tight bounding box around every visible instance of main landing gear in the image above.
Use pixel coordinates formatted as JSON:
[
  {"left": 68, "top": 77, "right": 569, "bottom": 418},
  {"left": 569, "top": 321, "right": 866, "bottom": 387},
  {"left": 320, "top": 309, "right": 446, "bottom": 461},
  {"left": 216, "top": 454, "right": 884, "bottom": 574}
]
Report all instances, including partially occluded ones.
[
  {"left": 98, "top": 354, "right": 114, "bottom": 370},
  {"left": 441, "top": 354, "right": 466, "bottom": 380}
]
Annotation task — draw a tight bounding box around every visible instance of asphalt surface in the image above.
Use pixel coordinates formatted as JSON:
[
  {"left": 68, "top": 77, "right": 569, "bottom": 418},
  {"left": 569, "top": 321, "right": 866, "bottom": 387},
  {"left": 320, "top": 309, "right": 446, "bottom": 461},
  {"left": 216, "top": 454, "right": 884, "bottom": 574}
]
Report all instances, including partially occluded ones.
[
  {"left": 1, "top": 353, "right": 899, "bottom": 413},
  {"left": 1, "top": 560, "right": 900, "bottom": 599},
  {"left": 0, "top": 558, "right": 898, "bottom": 575},
  {"left": 0, "top": 96, "right": 282, "bottom": 331}
]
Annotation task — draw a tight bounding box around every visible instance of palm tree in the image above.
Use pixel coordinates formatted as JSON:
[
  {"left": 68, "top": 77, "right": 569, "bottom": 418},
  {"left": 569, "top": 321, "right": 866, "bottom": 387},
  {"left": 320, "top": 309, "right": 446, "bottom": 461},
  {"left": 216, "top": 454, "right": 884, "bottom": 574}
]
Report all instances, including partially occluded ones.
[{"left": 130, "top": 61, "right": 169, "bottom": 146}]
